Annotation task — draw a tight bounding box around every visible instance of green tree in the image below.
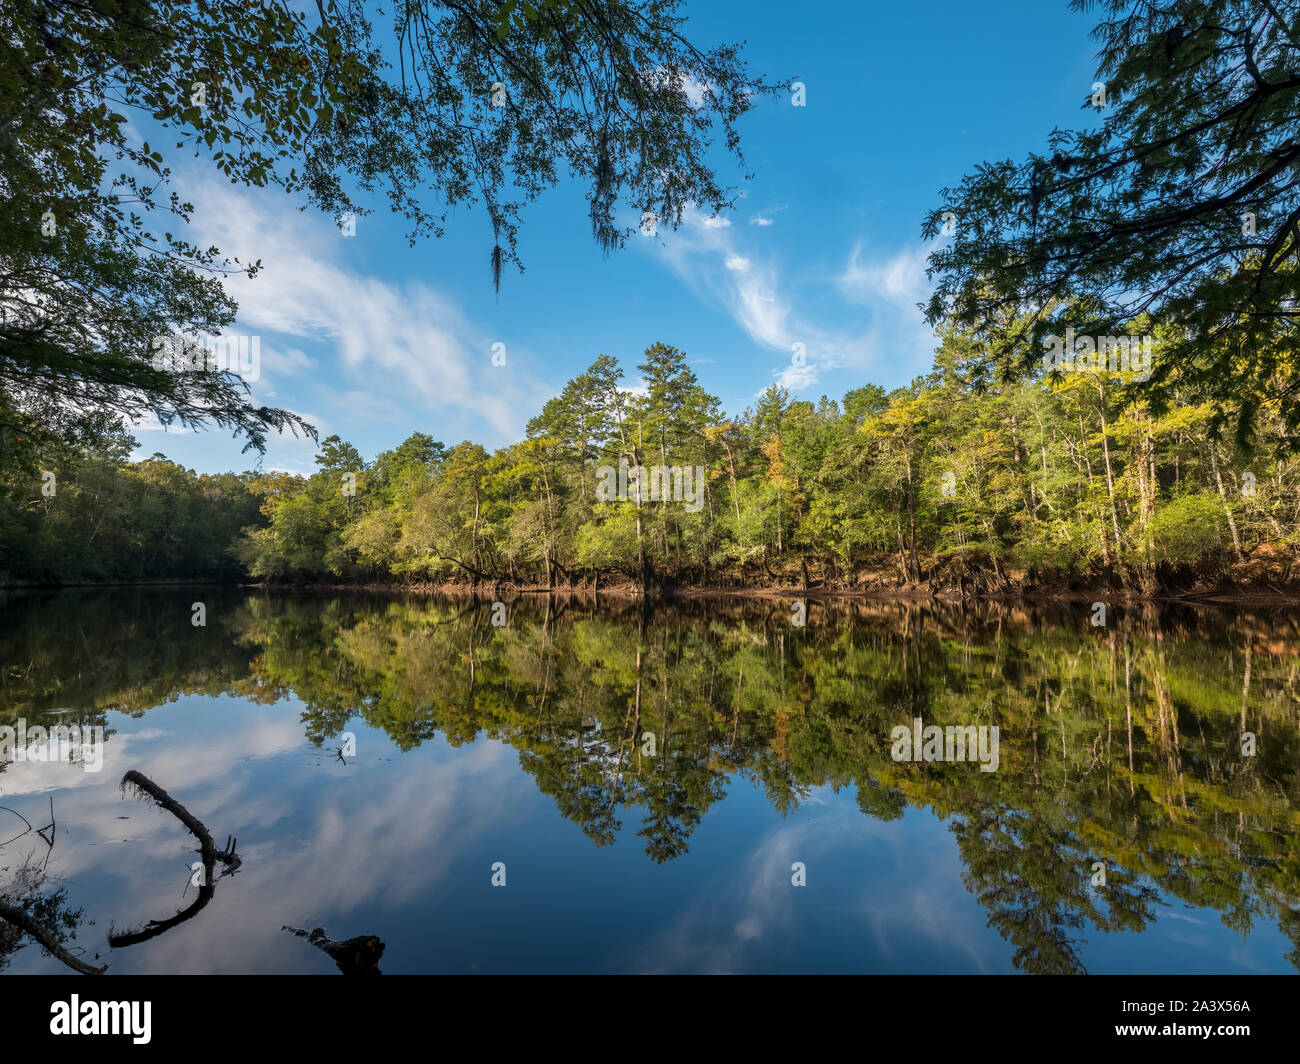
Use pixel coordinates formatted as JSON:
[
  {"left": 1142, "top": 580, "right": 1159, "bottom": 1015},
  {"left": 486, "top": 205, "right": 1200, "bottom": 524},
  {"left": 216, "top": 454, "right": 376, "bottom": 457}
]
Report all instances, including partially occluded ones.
[
  {"left": 925, "top": 0, "right": 1300, "bottom": 437},
  {"left": 1, "top": 0, "right": 775, "bottom": 460}
]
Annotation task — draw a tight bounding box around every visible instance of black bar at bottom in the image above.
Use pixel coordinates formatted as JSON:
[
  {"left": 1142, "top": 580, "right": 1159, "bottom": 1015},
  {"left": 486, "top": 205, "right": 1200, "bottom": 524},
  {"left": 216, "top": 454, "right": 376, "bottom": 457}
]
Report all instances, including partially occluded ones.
[{"left": 3, "top": 973, "right": 1289, "bottom": 1051}]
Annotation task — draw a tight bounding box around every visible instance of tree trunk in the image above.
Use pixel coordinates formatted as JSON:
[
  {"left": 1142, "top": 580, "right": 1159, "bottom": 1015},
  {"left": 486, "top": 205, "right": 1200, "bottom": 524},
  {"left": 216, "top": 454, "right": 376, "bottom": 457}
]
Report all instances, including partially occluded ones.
[
  {"left": 1209, "top": 446, "right": 1245, "bottom": 565},
  {"left": 1097, "top": 384, "right": 1125, "bottom": 575}
]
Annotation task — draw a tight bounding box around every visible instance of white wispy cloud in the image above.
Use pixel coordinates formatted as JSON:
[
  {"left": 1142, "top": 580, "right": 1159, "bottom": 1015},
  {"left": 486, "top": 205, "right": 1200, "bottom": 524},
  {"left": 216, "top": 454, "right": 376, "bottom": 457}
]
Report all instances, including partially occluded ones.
[
  {"left": 653, "top": 206, "right": 794, "bottom": 353},
  {"left": 184, "top": 178, "right": 548, "bottom": 447},
  {"left": 749, "top": 203, "right": 788, "bottom": 228},
  {"left": 834, "top": 240, "right": 938, "bottom": 379},
  {"left": 645, "top": 205, "right": 940, "bottom": 397}
]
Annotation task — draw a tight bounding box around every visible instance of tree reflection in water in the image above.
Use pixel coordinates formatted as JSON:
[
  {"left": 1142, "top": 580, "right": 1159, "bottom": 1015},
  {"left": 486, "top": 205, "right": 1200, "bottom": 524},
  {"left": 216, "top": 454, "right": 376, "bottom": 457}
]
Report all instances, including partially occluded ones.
[{"left": 2, "top": 589, "right": 1298, "bottom": 973}]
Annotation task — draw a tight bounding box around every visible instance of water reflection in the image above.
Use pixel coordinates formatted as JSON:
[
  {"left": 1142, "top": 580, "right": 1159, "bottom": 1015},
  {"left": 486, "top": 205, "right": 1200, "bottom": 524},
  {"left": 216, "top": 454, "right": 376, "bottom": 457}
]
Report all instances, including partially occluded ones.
[{"left": 1, "top": 588, "right": 1298, "bottom": 974}]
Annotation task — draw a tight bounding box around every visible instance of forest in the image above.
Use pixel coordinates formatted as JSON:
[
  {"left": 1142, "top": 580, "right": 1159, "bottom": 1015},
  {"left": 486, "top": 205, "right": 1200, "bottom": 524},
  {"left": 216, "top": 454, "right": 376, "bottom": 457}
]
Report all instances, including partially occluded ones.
[
  {"left": 3, "top": 324, "right": 1299, "bottom": 595},
  {"left": 4, "top": 1, "right": 1298, "bottom": 598}
]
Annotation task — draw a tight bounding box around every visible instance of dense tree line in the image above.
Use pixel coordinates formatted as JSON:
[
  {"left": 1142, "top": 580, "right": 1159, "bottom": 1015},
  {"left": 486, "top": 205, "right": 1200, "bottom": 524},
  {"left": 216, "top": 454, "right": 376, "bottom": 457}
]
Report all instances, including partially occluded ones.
[
  {"left": 5, "top": 329, "right": 1300, "bottom": 590},
  {"left": 221, "top": 329, "right": 1300, "bottom": 593},
  {"left": 0, "top": 425, "right": 260, "bottom": 583}
]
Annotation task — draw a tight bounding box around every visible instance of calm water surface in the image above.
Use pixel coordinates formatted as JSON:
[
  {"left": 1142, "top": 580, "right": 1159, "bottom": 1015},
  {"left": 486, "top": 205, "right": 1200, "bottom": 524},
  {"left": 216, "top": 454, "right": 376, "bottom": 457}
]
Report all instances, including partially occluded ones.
[{"left": 1, "top": 589, "right": 1297, "bottom": 974}]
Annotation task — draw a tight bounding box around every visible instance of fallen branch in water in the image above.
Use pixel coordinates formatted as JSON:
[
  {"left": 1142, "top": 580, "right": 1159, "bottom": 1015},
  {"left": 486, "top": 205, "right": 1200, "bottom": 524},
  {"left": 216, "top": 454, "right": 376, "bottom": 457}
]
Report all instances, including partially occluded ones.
[
  {"left": 0, "top": 899, "right": 106, "bottom": 975},
  {"left": 119, "top": 770, "right": 239, "bottom": 873},
  {"left": 110, "top": 770, "right": 241, "bottom": 949}
]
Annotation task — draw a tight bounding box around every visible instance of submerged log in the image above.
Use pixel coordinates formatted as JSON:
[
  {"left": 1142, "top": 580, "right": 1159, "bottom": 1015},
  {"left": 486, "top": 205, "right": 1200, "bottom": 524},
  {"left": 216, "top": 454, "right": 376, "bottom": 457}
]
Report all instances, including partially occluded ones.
[{"left": 283, "top": 925, "right": 385, "bottom": 975}]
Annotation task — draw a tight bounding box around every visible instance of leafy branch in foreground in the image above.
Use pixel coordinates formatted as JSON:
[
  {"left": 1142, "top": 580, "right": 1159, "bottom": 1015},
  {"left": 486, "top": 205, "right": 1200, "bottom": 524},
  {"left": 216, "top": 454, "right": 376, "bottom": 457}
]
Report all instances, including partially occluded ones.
[
  {"left": 0, "top": 0, "right": 774, "bottom": 460},
  {"left": 925, "top": 0, "right": 1300, "bottom": 442}
]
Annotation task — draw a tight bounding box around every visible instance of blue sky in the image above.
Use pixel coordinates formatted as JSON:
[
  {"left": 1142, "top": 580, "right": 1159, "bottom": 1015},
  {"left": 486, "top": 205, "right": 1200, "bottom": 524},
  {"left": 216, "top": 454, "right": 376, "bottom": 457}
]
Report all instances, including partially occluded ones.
[{"left": 136, "top": 0, "right": 1100, "bottom": 475}]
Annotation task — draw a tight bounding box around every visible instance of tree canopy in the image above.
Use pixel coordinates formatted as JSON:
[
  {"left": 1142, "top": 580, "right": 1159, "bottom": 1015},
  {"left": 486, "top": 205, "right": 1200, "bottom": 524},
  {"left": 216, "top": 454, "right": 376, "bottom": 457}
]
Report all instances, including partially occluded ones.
[
  {"left": 925, "top": 0, "right": 1300, "bottom": 441},
  {"left": 0, "top": 0, "right": 773, "bottom": 460}
]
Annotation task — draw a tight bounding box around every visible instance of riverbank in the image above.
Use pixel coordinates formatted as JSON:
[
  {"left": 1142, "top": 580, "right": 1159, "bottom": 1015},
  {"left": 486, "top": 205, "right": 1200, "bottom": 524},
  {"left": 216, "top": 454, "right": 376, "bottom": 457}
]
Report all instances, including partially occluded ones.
[{"left": 8, "top": 578, "right": 1296, "bottom": 605}]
